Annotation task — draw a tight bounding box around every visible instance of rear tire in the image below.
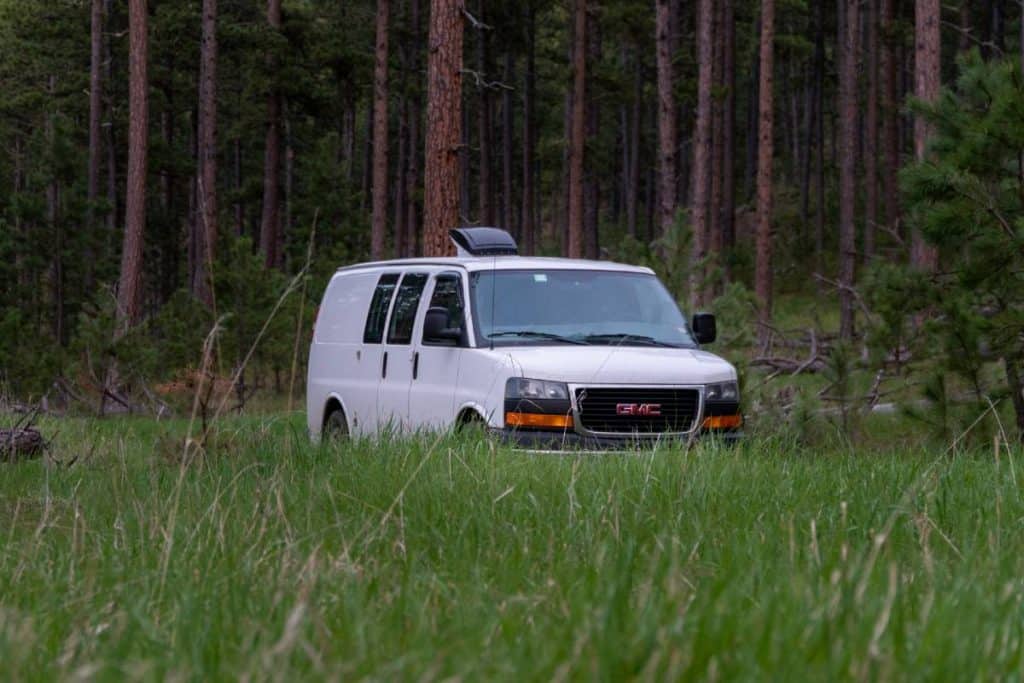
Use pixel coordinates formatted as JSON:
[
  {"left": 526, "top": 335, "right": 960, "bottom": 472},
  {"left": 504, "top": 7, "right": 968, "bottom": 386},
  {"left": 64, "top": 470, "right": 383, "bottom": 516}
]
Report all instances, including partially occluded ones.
[{"left": 324, "top": 409, "right": 349, "bottom": 441}]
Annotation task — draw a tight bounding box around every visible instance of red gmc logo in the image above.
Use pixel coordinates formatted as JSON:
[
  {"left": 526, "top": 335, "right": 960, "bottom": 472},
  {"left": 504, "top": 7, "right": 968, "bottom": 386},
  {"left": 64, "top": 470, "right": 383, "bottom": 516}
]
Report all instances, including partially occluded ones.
[{"left": 616, "top": 403, "right": 662, "bottom": 416}]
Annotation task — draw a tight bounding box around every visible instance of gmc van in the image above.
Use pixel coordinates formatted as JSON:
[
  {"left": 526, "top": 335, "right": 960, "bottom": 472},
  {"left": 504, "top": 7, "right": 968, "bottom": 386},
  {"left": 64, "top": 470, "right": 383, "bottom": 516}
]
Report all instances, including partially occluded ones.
[{"left": 307, "top": 228, "right": 741, "bottom": 448}]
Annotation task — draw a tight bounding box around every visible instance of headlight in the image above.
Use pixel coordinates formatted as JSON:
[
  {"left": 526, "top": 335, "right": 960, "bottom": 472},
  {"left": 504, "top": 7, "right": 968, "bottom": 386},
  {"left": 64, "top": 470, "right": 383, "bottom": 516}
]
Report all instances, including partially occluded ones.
[
  {"left": 505, "top": 378, "right": 569, "bottom": 400},
  {"left": 705, "top": 381, "right": 739, "bottom": 402}
]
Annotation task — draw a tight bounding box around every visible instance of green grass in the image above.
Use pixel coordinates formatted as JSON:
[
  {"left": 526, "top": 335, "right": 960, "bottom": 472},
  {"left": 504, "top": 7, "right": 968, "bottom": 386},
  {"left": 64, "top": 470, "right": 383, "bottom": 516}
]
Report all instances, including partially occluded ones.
[{"left": 2, "top": 414, "right": 1024, "bottom": 680}]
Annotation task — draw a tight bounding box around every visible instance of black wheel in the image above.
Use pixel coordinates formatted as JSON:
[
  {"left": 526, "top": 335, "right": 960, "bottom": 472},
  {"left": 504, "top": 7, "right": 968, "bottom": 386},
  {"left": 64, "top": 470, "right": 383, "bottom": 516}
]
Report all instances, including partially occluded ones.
[
  {"left": 323, "top": 409, "right": 350, "bottom": 441},
  {"left": 457, "top": 411, "right": 487, "bottom": 434}
]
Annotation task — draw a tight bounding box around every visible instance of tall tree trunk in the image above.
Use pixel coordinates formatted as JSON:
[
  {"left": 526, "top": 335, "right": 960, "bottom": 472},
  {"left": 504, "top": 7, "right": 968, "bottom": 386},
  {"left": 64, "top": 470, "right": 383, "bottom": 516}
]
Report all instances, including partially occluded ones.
[
  {"left": 87, "top": 0, "right": 104, "bottom": 289},
  {"left": 371, "top": 0, "right": 390, "bottom": 259},
  {"left": 476, "top": 1, "right": 494, "bottom": 226},
  {"left": 104, "top": 0, "right": 117, "bottom": 237},
  {"left": 690, "top": 0, "right": 713, "bottom": 307},
  {"left": 193, "top": 0, "right": 217, "bottom": 308},
  {"left": 394, "top": 100, "right": 408, "bottom": 257},
  {"left": 880, "top": 0, "right": 901, "bottom": 243},
  {"left": 755, "top": 0, "right": 775, "bottom": 341},
  {"left": 461, "top": 102, "right": 472, "bottom": 221},
  {"left": 626, "top": 55, "right": 642, "bottom": 239},
  {"left": 406, "top": 0, "right": 422, "bottom": 256},
  {"left": 709, "top": 1, "right": 724, "bottom": 280},
  {"left": 502, "top": 51, "right": 515, "bottom": 235},
  {"left": 814, "top": 1, "right": 825, "bottom": 270},
  {"left": 521, "top": 3, "right": 536, "bottom": 254},
  {"left": 744, "top": 18, "right": 760, "bottom": 202},
  {"left": 117, "top": 0, "right": 148, "bottom": 334},
  {"left": 912, "top": 0, "right": 940, "bottom": 270},
  {"left": 838, "top": 0, "right": 859, "bottom": 339},
  {"left": 721, "top": 0, "right": 736, "bottom": 271},
  {"left": 583, "top": 10, "right": 600, "bottom": 260},
  {"left": 422, "top": 0, "right": 463, "bottom": 256},
  {"left": 566, "top": 0, "right": 587, "bottom": 258},
  {"left": 259, "top": 0, "right": 282, "bottom": 268},
  {"left": 864, "top": 0, "right": 879, "bottom": 264},
  {"left": 46, "top": 76, "right": 65, "bottom": 345},
  {"left": 233, "top": 137, "right": 243, "bottom": 237},
  {"left": 655, "top": 0, "right": 678, "bottom": 243}
]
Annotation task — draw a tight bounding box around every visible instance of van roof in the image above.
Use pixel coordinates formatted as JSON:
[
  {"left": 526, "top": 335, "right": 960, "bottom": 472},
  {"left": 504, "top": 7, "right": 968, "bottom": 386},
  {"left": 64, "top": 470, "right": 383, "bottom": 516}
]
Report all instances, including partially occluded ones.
[{"left": 335, "top": 255, "right": 655, "bottom": 275}]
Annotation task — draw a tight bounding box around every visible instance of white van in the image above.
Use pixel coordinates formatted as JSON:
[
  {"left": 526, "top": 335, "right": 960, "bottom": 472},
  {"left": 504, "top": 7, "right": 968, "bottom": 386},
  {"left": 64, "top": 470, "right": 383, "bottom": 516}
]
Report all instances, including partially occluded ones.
[{"left": 307, "top": 228, "right": 741, "bottom": 448}]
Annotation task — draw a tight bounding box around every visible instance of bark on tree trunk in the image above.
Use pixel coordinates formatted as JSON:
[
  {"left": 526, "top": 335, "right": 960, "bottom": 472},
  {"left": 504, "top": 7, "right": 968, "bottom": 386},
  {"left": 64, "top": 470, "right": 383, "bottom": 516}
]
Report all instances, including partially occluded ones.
[
  {"left": 394, "top": 100, "right": 408, "bottom": 258},
  {"left": 117, "top": 0, "right": 148, "bottom": 334},
  {"left": 371, "top": 0, "right": 390, "bottom": 260},
  {"left": 814, "top": 2, "right": 825, "bottom": 271},
  {"left": 626, "top": 55, "right": 642, "bottom": 239},
  {"left": 655, "top": 0, "right": 678, "bottom": 245},
  {"left": 476, "top": 2, "right": 494, "bottom": 226},
  {"left": 755, "top": 0, "right": 775, "bottom": 341},
  {"left": 259, "top": 0, "right": 282, "bottom": 268},
  {"left": 709, "top": 0, "right": 724, "bottom": 283},
  {"left": 838, "top": 0, "right": 859, "bottom": 339},
  {"left": 422, "top": 0, "right": 463, "bottom": 256},
  {"left": 583, "top": 10, "right": 600, "bottom": 260},
  {"left": 912, "top": 0, "right": 940, "bottom": 270},
  {"left": 501, "top": 51, "right": 515, "bottom": 235},
  {"left": 880, "top": 0, "right": 901, "bottom": 244},
  {"left": 690, "top": 0, "right": 713, "bottom": 307},
  {"left": 104, "top": 0, "right": 117, "bottom": 237},
  {"left": 864, "top": 0, "right": 879, "bottom": 264},
  {"left": 406, "top": 0, "right": 422, "bottom": 256},
  {"left": 87, "top": 0, "right": 104, "bottom": 289},
  {"left": 193, "top": 0, "right": 217, "bottom": 308},
  {"left": 721, "top": 0, "right": 736, "bottom": 271},
  {"left": 88, "top": 0, "right": 103, "bottom": 221},
  {"left": 566, "top": 0, "right": 587, "bottom": 258},
  {"left": 521, "top": 4, "right": 536, "bottom": 254}
]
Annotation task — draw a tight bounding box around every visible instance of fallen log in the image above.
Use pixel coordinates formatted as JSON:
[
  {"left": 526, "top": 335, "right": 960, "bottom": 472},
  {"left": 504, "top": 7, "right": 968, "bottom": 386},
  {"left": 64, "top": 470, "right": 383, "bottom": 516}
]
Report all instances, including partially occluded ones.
[{"left": 0, "top": 427, "right": 45, "bottom": 462}]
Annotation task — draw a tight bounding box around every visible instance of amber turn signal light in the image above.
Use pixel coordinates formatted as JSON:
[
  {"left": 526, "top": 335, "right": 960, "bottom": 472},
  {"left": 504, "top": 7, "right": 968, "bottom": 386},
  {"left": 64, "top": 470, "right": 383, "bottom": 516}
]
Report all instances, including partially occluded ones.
[
  {"left": 702, "top": 414, "right": 743, "bottom": 430},
  {"left": 505, "top": 412, "right": 574, "bottom": 429}
]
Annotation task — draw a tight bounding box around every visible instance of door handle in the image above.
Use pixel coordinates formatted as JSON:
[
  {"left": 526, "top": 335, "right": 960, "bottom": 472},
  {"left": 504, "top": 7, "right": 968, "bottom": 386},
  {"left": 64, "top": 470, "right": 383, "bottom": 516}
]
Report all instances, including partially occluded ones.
[
  {"left": 382, "top": 351, "right": 388, "bottom": 379},
  {"left": 413, "top": 351, "right": 419, "bottom": 380}
]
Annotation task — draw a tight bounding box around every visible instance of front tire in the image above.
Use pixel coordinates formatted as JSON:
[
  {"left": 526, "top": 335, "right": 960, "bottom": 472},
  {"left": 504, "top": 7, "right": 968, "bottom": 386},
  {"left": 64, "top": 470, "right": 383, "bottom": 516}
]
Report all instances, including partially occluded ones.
[{"left": 323, "top": 409, "right": 350, "bottom": 441}]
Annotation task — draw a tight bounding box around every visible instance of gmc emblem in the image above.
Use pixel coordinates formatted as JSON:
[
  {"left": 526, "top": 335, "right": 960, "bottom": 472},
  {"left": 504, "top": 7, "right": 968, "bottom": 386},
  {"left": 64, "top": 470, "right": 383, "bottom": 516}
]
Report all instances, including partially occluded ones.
[{"left": 616, "top": 403, "right": 662, "bottom": 416}]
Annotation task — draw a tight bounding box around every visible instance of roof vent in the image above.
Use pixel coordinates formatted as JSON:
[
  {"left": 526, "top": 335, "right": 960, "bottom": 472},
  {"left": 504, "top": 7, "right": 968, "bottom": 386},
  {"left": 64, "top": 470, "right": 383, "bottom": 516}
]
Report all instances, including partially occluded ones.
[{"left": 449, "top": 227, "right": 519, "bottom": 257}]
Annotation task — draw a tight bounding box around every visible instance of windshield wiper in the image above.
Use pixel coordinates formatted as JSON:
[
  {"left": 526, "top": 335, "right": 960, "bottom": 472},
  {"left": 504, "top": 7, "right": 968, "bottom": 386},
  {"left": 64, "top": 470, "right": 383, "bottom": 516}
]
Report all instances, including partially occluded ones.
[
  {"left": 582, "top": 333, "right": 682, "bottom": 348},
  {"left": 488, "top": 330, "right": 590, "bottom": 345}
]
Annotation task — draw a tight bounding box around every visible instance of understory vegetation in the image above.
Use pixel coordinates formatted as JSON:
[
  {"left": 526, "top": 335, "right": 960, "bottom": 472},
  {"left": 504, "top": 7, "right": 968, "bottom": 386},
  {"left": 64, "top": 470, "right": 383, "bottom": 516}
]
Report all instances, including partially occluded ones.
[{"left": 2, "top": 415, "right": 1024, "bottom": 679}]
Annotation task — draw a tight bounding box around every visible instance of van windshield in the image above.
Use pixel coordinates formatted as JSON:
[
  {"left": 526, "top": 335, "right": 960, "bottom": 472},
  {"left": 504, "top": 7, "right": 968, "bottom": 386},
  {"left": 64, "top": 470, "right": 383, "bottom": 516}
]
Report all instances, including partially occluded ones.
[{"left": 470, "top": 269, "right": 696, "bottom": 348}]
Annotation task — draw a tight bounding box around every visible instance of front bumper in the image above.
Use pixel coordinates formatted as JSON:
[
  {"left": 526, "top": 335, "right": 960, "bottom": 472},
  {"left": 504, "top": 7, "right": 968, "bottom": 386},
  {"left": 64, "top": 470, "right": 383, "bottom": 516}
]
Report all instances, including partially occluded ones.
[{"left": 491, "top": 427, "right": 743, "bottom": 451}]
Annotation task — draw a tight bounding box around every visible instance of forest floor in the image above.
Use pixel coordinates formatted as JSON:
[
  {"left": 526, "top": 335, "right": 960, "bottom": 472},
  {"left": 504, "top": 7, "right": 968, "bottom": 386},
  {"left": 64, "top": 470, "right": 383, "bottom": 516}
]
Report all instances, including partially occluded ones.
[{"left": 1, "top": 413, "right": 1023, "bottom": 678}]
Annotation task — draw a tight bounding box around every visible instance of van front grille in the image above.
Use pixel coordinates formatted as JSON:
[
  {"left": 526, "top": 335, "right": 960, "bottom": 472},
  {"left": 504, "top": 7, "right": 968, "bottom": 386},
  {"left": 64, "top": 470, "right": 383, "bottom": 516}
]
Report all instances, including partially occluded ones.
[{"left": 574, "top": 387, "right": 700, "bottom": 435}]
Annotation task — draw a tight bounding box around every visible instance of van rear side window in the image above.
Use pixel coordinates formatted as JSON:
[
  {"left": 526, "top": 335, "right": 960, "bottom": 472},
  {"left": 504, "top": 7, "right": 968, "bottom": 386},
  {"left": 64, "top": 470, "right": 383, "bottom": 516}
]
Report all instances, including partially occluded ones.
[
  {"left": 363, "top": 273, "right": 400, "bottom": 343},
  {"left": 387, "top": 273, "right": 429, "bottom": 345}
]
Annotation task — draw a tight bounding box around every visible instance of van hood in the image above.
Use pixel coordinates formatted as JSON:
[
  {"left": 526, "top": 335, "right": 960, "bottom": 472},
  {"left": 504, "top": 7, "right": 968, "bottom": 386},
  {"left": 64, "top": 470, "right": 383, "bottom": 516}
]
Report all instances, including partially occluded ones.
[{"left": 498, "top": 345, "right": 736, "bottom": 386}]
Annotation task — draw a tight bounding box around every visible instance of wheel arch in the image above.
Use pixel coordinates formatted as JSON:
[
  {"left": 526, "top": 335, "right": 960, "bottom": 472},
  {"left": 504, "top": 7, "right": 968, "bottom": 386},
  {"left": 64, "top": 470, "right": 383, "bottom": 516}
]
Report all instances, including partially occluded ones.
[{"left": 323, "top": 393, "right": 351, "bottom": 431}]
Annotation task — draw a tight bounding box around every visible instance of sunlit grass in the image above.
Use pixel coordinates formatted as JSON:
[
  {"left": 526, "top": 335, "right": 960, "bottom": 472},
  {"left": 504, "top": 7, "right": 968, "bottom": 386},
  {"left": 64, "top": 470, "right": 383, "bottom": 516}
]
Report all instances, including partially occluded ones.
[{"left": 1, "top": 415, "right": 1023, "bottom": 679}]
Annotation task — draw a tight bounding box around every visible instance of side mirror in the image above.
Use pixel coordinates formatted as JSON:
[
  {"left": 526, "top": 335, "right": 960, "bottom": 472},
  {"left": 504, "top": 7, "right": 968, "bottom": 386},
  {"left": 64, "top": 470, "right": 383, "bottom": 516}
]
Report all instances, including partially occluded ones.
[
  {"left": 424, "top": 306, "right": 462, "bottom": 344},
  {"left": 692, "top": 312, "right": 717, "bottom": 344}
]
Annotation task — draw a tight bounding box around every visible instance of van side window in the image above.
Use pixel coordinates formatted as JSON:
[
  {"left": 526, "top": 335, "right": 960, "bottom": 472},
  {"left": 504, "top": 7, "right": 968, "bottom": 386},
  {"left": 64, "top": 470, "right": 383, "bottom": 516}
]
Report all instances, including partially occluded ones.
[
  {"left": 386, "top": 273, "right": 429, "bottom": 345},
  {"left": 363, "top": 273, "right": 400, "bottom": 343},
  {"left": 422, "top": 275, "right": 464, "bottom": 345}
]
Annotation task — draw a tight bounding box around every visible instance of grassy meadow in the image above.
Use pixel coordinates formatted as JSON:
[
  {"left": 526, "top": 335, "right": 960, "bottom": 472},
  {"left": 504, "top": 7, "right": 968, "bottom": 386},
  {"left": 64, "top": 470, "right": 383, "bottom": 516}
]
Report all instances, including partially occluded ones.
[{"left": 2, "top": 413, "right": 1024, "bottom": 680}]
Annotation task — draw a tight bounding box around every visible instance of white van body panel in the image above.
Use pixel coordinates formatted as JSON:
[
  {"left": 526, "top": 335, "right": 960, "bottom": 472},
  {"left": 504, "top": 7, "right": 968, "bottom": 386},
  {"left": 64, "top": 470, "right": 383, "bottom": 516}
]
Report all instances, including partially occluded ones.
[
  {"left": 307, "top": 270, "right": 380, "bottom": 438},
  {"left": 307, "top": 255, "right": 739, "bottom": 441}
]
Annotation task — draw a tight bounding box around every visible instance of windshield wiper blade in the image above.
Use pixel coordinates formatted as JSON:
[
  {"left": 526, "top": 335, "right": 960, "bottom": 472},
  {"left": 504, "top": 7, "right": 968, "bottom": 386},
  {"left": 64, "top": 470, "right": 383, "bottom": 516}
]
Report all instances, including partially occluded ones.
[
  {"left": 582, "top": 333, "right": 681, "bottom": 348},
  {"left": 488, "top": 330, "right": 590, "bottom": 345}
]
